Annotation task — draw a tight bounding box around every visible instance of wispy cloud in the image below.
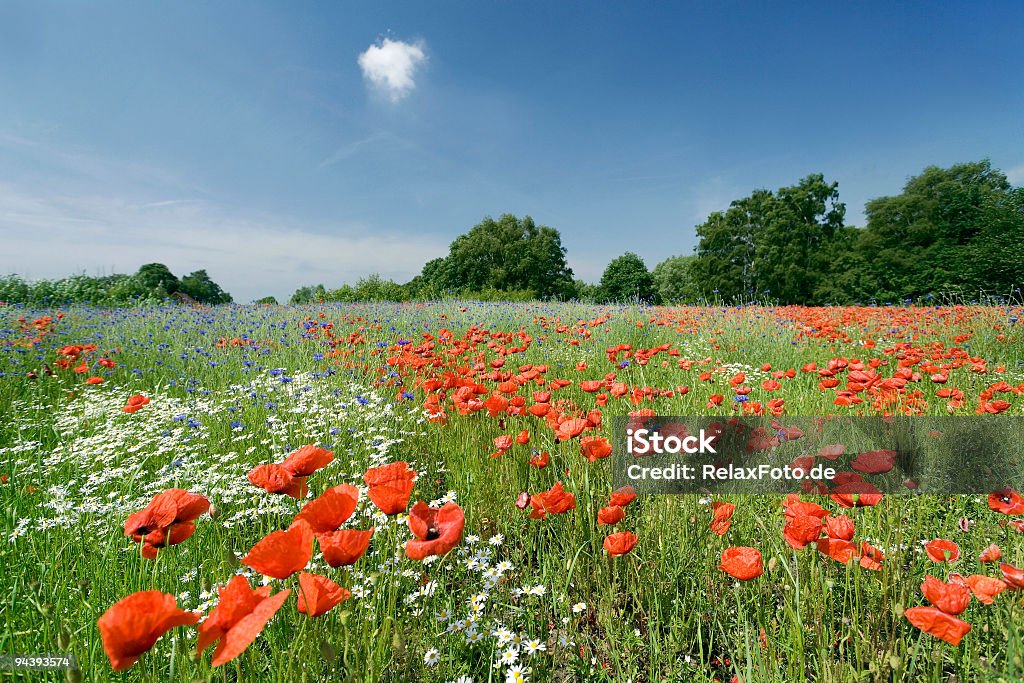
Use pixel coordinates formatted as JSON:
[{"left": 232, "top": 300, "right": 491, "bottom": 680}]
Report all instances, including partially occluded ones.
[
  {"left": 317, "top": 131, "right": 413, "bottom": 169},
  {"left": 689, "top": 176, "right": 740, "bottom": 224},
  {"left": 357, "top": 38, "right": 427, "bottom": 102},
  {"left": 0, "top": 183, "right": 447, "bottom": 303}
]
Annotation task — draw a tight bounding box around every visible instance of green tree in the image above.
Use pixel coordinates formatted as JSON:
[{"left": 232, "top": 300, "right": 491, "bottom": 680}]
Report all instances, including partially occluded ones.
[
  {"left": 352, "top": 274, "right": 406, "bottom": 301},
  {"left": 428, "top": 214, "right": 575, "bottom": 298},
  {"left": 599, "top": 252, "right": 659, "bottom": 303},
  {"left": 652, "top": 255, "right": 698, "bottom": 302},
  {"left": 691, "top": 189, "right": 773, "bottom": 300},
  {"left": 179, "top": 270, "right": 233, "bottom": 304},
  {"left": 253, "top": 296, "right": 279, "bottom": 305},
  {"left": 289, "top": 284, "right": 327, "bottom": 304},
  {"left": 135, "top": 263, "right": 180, "bottom": 298},
  {"left": 754, "top": 174, "right": 845, "bottom": 303},
  {"left": 859, "top": 160, "right": 1023, "bottom": 301}
]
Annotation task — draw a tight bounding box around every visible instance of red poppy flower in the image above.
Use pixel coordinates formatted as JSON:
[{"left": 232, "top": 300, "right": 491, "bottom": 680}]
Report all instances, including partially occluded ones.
[
  {"left": 719, "top": 546, "right": 763, "bottom": 580},
  {"left": 859, "top": 542, "right": 884, "bottom": 571},
  {"left": 830, "top": 482, "right": 883, "bottom": 508},
  {"left": 817, "top": 444, "right": 845, "bottom": 460},
  {"left": 554, "top": 418, "right": 588, "bottom": 441},
  {"left": 598, "top": 505, "right": 625, "bottom": 526},
  {"left": 86, "top": 376, "right": 104, "bottom": 384},
  {"left": 604, "top": 531, "right": 638, "bottom": 557},
  {"left": 296, "top": 572, "right": 350, "bottom": 617},
  {"left": 979, "top": 544, "right": 1001, "bottom": 564},
  {"left": 247, "top": 463, "right": 308, "bottom": 499},
  {"left": 98, "top": 590, "right": 200, "bottom": 671},
  {"left": 292, "top": 484, "right": 359, "bottom": 535},
  {"left": 610, "top": 486, "right": 637, "bottom": 507},
  {"left": 1001, "top": 562, "right": 1024, "bottom": 589},
  {"left": 529, "top": 450, "right": 550, "bottom": 468},
  {"left": 903, "top": 606, "right": 971, "bottom": 646},
  {"left": 580, "top": 436, "right": 612, "bottom": 463},
  {"left": 123, "top": 488, "right": 210, "bottom": 559},
  {"left": 925, "top": 539, "right": 960, "bottom": 563},
  {"left": 988, "top": 488, "right": 1024, "bottom": 515},
  {"left": 364, "top": 461, "right": 416, "bottom": 515},
  {"left": 784, "top": 515, "right": 824, "bottom": 550},
  {"left": 850, "top": 449, "right": 897, "bottom": 474},
  {"left": 122, "top": 394, "right": 150, "bottom": 413},
  {"left": 529, "top": 482, "right": 577, "bottom": 520},
  {"left": 196, "top": 575, "right": 291, "bottom": 667},
  {"left": 823, "top": 515, "right": 855, "bottom": 541},
  {"left": 781, "top": 495, "right": 829, "bottom": 520},
  {"left": 965, "top": 574, "right": 1007, "bottom": 605},
  {"left": 242, "top": 520, "right": 314, "bottom": 579},
  {"left": 281, "top": 445, "right": 334, "bottom": 477},
  {"left": 710, "top": 502, "right": 735, "bottom": 536},
  {"left": 318, "top": 528, "right": 374, "bottom": 567},
  {"left": 406, "top": 501, "right": 465, "bottom": 560},
  {"left": 817, "top": 538, "right": 859, "bottom": 564},
  {"left": 921, "top": 575, "right": 971, "bottom": 615}
]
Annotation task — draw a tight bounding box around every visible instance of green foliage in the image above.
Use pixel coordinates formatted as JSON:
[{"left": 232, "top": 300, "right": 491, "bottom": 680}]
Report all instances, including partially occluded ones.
[
  {"left": 0, "top": 266, "right": 232, "bottom": 306},
  {"left": 691, "top": 161, "right": 1022, "bottom": 304},
  {"left": 652, "top": 255, "right": 698, "bottom": 302},
  {"left": 425, "top": 214, "right": 575, "bottom": 299},
  {"left": 179, "top": 270, "right": 233, "bottom": 304},
  {"left": 289, "top": 284, "right": 328, "bottom": 305},
  {"left": 571, "top": 278, "right": 601, "bottom": 303},
  {"left": 135, "top": 263, "right": 181, "bottom": 298},
  {"left": 599, "top": 252, "right": 659, "bottom": 303},
  {"left": 754, "top": 174, "right": 845, "bottom": 303},
  {"left": 692, "top": 176, "right": 844, "bottom": 303},
  {"left": 253, "top": 296, "right": 279, "bottom": 305},
  {"left": 856, "top": 160, "right": 1024, "bottom": 302}
]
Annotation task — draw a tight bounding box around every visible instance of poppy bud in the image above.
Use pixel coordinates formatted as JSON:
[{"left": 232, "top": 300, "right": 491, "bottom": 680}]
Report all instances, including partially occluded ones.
[
  {"left": 319, "top": 639, "right": 337, "bottom": 663},
  {"left": 58, "top": 625, "right": 71, "bottom": 650},
  {"left": 208, "top": 504, "right": 221, "bottom": 520},
  {"left": 27, "top": 371, "right": 37, "bottom": 380},
  {"left": 767, "top": 557, "right": 778, "bottom": 572},
  {"left": 391, "top": 632, "right": 406, "bottom": 657},
  {"left": 40, "top": 602, "right": 53, "bottom": 616},
  {"left": 202, "top": 576, "right": 213, "bottom": 593},
  {"left": 65, "top": 670, "right": 82, "bottom": 683},
  {"left": 515, "top": 492, "right": 530, "bottom": 510}
]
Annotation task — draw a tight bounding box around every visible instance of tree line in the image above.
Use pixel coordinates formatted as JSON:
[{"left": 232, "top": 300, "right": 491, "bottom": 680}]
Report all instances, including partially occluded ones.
[
  {"left": 3, "top": 159, "right": 1019, "bottom": 307},
  {"left": 291, "top": 159, "right": 1023, "bottom": 305},
  {"left": 0, "top": 264, "right": 233, "bottom": 306}
]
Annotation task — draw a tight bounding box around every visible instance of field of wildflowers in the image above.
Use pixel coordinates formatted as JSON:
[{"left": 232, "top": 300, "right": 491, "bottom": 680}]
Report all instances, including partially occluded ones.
[{"left": 2, "top": 301, "right": 1023, "bottom": 683}]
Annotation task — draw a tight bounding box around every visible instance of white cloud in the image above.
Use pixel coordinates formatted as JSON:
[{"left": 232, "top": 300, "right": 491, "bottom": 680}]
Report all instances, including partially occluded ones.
[
  {"left": 0, "top": 183, "right": 447, "bottom": 303},
  {"left": 357, "top": 38, "right": 426, "bottom": 102},
  {"left": 1006, "top": 164, "right": 1024, "bottom": 186}
]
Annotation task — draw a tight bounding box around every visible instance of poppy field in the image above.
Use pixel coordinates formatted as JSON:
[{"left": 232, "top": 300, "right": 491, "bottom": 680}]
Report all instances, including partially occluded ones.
[{"left": 2, "top": 301, "right": 1024, "bottom": 683}]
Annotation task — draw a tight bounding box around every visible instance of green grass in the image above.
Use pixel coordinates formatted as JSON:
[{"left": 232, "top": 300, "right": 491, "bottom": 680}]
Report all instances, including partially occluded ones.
[{"left": 1, "top": 301, "right": 1022, "bottom": 682}]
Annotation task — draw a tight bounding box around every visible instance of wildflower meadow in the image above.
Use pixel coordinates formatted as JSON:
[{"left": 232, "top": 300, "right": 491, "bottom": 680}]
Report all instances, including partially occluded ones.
[{"left": 2, "top": 301, "right": 1023, "bottom": 683}]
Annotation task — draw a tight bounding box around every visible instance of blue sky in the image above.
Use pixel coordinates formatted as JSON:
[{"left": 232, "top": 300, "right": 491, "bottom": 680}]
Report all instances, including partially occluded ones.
[{"left": 2, "top": 1, "right": 1022, "bottom": 302}]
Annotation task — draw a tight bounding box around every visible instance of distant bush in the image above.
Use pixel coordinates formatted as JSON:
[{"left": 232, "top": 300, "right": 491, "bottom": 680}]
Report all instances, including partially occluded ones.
[{"left": 0, "top": 265, "right": 232, "bottom": 306}]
